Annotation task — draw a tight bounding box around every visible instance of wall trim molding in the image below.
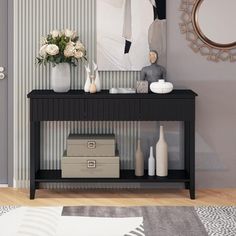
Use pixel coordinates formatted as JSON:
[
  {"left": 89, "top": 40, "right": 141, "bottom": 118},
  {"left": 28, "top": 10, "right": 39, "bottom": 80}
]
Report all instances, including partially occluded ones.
[{"left": 0, "top": 184, "right": 8, "bottom": 188}]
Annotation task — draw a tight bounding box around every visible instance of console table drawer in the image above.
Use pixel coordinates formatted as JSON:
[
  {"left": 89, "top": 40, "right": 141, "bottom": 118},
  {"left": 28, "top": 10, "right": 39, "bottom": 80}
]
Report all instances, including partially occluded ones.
[
  {"left": 30, "top": 98, "right": 85, "bottom": 121},
  {"left": 85, "top": 99, "right": 140, "bottom": 121},
  {"left": 140, "top": 99, "right": 195, "bottom": 121}
]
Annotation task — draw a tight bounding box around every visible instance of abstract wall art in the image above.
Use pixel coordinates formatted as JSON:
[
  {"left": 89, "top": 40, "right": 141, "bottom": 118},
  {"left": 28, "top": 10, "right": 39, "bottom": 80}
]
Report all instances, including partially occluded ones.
[{"left": 97, "top": 0, "right": 166, "bottom": 71}]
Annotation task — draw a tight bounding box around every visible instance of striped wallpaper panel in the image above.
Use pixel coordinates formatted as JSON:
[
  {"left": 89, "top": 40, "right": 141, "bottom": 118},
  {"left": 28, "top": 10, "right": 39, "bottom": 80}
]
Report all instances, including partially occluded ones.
[{"left": 13, "top": 0, "right": 140, "bottom": 188}]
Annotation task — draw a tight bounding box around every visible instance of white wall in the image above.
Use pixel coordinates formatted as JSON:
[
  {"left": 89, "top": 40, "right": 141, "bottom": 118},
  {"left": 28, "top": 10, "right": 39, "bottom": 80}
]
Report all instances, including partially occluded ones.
[{"left": 167, "top": 0, "right": 236, "bottom": 188}]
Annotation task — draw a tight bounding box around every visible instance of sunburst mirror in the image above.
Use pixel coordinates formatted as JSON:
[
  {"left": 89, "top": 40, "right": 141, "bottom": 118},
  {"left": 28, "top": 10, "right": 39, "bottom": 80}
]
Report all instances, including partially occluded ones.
[{"left": 180, "top": 0, "right": 236, "bottom": 62}]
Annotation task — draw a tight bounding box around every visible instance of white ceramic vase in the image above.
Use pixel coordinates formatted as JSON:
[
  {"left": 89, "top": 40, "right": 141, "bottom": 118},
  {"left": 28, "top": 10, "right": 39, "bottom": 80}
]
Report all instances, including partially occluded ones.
[
  {"left": 135, "top": 139, "right": 144, "bottom": 177},
  {"left": 148, "top": 146, "right": 155, "bottom": 176},
  {"left": 94, "top": 72, "right": 101, "bottom": 92},
  {"left": 150, "top": 80, "right": 173, "bottom": 94},
  {"left": 93, "top": 61, "right": 102, "bottom": 92},
  {"left": 84, "top": 64, "right": 91, "bottom": 92},
  {"left": 156, "top": 126, "right": 168, "bottom": 177},
  {"left": 51, "top": 63, "right": 70, "bottom": 93},
  {"left": 89, "top": 76, "right": 97, "bottom": 94}
]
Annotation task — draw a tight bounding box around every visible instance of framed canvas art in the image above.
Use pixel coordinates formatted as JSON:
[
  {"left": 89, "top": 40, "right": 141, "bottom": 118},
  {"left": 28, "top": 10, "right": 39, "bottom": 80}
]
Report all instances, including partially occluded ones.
[{"left": 97, "top": 0, "right": 166, "bottom": 71}]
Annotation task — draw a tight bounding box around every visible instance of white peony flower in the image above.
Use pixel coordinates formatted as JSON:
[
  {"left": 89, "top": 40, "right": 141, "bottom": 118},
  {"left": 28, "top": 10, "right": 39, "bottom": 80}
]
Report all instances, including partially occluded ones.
[
  {"left": 50, "top": 30, "right": 60, "bottom": 39},
  {"left": 64, "top": 29, "right": 76, "bottom": 39},
  {"left": 74, "top": 50, "right": 84, "bottom": 59},
  {"left": 67, "top": 41, "right": 76, "bottom": 47},
  {"left": 39, "top": 44, "right": 48, "bottom": 58},
  {"left": 75, "top": 41, "right": 85, "bottom": 51},
  {"left": 64, "top": 44, "right": 75, "bottom": 57},
  {"left": 46, "top": 44, "right": 59, "bottom": 56}
]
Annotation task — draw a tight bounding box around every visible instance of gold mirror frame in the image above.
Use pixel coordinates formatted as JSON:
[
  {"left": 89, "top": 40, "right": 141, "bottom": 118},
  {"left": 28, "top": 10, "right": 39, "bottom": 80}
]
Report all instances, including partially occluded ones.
[{"left": 179, "top": 0, "right": 236, "bottom": 62}]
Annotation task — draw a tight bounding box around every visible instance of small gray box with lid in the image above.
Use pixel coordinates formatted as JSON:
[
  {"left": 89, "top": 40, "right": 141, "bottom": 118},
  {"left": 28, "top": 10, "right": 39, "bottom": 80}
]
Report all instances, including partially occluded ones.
[
  {"left": 62, "top": 134, "right": 119, "bottom": 178},
  {"left": 67, "top": 134, "right": 116, "bottom": 157}
]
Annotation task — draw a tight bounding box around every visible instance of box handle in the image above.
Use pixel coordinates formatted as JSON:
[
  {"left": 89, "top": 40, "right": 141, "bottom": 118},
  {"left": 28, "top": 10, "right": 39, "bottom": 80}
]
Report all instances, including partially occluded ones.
[
  {"left": 87, "top": 141, "right": 96, "bottom": 149},
  {"left": 87, "top": 160, "right": 96, "bottom": 168}
]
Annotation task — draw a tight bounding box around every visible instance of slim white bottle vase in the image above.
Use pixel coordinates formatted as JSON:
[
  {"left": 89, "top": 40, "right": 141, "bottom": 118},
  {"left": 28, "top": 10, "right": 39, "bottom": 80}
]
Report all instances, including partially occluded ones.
[
  {"left": 156, "top": 126, "right": 168, "bottom": 177},
  {"left": 93, "top": 61, "right": 102, "bottom": 92},
  {"left": 148, "top": 146, "right": 155, "bottom": 176},
  {"left": 84, "top": 64, "right": 91, "bottom": 93},
  {"left": 135, "top": 139, "right": 144, "bottom": 176}
]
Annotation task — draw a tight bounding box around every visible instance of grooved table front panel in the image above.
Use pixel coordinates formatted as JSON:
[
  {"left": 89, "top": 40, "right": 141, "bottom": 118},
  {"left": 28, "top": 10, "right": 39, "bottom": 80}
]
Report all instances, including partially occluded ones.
[
  {"left": 85, "top": 98, "right": 140, "bottom": 121},
  {"left": 28, "top": 90, "right": 197, "bottom": 199}
]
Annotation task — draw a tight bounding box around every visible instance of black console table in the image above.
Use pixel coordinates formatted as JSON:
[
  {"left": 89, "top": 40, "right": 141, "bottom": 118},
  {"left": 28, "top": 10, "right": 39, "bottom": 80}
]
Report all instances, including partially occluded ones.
[{"left": 27, "top": 90, "right": 197, "bottom": 199}]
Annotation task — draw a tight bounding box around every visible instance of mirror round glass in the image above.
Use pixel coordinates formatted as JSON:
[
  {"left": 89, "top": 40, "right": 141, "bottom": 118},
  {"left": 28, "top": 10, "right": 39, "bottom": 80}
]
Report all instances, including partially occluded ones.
[{"left": 193, "top": 0, "right": 236, "bottom": 49}]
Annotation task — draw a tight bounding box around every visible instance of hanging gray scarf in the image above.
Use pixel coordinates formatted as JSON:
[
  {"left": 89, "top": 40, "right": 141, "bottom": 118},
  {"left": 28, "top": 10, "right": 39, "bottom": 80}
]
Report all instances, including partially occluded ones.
[{"left": 122, "top": 0, "right": 132, "bottom": 41}]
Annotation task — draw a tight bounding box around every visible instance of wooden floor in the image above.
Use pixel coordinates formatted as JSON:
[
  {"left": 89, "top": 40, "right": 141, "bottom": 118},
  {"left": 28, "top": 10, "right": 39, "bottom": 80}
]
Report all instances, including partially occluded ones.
[{"left": 0, "top": 188, "right": 235, "bottom": 206}]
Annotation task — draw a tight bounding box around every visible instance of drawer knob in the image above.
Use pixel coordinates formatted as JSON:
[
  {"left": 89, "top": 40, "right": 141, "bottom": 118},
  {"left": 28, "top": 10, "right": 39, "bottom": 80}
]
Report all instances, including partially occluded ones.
[
  {"left": 87, "top": 160, "right": 96, "bottom": 168},
  {"left": 87, "top": 141, "right": 96, "bottom": 149}
]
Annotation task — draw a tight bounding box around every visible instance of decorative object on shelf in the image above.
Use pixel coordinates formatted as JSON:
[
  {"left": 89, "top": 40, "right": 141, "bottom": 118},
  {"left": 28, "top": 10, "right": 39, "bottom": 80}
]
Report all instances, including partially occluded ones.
[
  {"left": 63, "top": 134, "right": 118, "bottom": 178},
  {"left": 109, "top": 88, "right": 136, "bottom": 94},
  {"left": 62, "top": 152, "right": 120, "bottom": 178},
  {"left": 89, "top": 75, "right": 97, "bottom": 94},
  {"left": 67, "top": 134, "right": 116, "bottom": 157},
  {"left": 179, "top": 0, "right": 236, "bottom": 62},
  {"left": 36, "top": 29, "right": 87, "bottom": 92},
  {"left": 135, "top": 139, "right": 144, "bottom": 177},
  {"left": 51, "top": 63, "right": 71, "bottom": 92},
  {"left": 109, "top": 88, "right": 119, "bottom": 94},
  {"left": 150, "top": 79, "right": 173, "bottom": 94},
  {"left": 141, "top": 51, "right": 167, "bottom": 86},
  {"left": 84, "top": 64, "right": 91, "bottom": 92},
  {"left": 148, "top": 146, "right": 155, "bottom": 176},
  {"left": 93, "top": 61, "right": 102, "bottom": 92},
  {"left": 156, "top": 126, "right": 168, "bottom": 177},
  {"left": 84, "top": 61, "right": 102, "bottom": 93},
  {"left": 136, "top": 80, "right": 149, "bottom": 94}
]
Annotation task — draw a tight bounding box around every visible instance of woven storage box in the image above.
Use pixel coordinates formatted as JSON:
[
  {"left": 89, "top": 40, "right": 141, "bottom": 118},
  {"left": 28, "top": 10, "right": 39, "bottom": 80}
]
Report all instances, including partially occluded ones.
[
  {"left": 61, "top": 152, "right": 120, "bottom": 178},
  {"left": 67, "top": 134, "right": 115, "bottom": 157}
]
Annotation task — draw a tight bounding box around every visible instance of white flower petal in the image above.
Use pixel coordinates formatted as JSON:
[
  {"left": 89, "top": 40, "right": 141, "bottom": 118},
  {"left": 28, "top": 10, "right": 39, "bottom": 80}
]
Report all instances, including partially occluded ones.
[{"left": 46, "top": 44, "right": 59, "bottom": 56}]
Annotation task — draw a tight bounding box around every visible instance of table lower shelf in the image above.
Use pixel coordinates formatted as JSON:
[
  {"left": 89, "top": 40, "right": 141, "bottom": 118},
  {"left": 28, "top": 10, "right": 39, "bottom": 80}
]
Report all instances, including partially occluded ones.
[{"left": 35, "top": 170, "right": 190, "bottom": 183}]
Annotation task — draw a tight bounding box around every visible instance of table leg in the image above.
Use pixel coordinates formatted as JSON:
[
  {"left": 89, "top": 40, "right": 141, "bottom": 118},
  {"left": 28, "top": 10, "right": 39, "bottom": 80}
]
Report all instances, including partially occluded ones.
[
  {"left": 184, "top": 120, "right": 195, "bottom": 199},
  {"left": 189, "top": 120, "right": 195, "bottom": 200},
  {"left": 184, "top": 121, "right": 190, "bottom": 190},
  {"left": 30, "top": 121, "right": 40, "bottom": 200}
]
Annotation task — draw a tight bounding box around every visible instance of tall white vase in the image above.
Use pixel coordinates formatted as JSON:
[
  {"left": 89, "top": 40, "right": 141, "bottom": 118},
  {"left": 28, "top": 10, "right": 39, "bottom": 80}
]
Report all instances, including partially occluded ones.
[
  {"left": 95, "top": 70, "right": 101, "bottom": 92},
  {"left": 156, "top": 126, "right": 168, "bottom": 177},
  {"left": 93, "top": 61, "right": 102, "bottom": 92},
  {"left": 84, "top": 64, "right": 91, "bottom": 92},
  {"left": 148, "top": 146, "right": 155, "bottom": 176},
  {"left": 51, "top": 63, "right": 70, "bottom": 93}
]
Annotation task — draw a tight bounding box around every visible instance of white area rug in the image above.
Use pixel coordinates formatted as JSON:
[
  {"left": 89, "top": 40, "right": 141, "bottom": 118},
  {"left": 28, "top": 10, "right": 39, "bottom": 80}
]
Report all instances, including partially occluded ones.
[
  {"left": 1, "top": 206, "right": 236, "bottom": 236},
  {"left": 0, "top": 207, "right": 144, "bottom": 236}
]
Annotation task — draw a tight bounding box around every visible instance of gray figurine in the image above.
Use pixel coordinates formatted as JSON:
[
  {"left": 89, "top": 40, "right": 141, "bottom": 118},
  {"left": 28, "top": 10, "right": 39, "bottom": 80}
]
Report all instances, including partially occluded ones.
[{"left": 141, "top": 50, "right": 167, "bottom": 84}]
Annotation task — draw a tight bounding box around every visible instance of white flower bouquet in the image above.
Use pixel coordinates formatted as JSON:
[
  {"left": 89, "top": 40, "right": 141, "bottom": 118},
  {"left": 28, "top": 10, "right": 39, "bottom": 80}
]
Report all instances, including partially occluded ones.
[{"left": 36, "top": 29, "right": 87, "bottom": 66}]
